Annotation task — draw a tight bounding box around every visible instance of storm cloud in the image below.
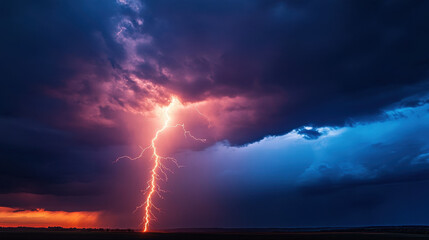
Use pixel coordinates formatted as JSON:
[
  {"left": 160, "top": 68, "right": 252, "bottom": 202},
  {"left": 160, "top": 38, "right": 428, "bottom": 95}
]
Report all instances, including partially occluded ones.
[{"left": 1, "top": 0, "right": 429, "bottom": 229}]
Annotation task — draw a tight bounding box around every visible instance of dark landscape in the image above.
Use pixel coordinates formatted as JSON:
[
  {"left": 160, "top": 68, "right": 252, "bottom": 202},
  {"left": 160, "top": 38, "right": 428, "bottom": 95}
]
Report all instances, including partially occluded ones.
[{"left": 2, "top": 227, "right": 429, "bottom": 240}]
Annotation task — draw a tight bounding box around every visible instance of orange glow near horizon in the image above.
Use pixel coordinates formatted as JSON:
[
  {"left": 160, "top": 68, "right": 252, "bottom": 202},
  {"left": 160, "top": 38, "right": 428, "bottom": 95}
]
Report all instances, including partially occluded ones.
[
  {"left": 0, "top": 207, "right": 101, "bottom": 228},
  {"left": 116, "top": 97, "right": 206, "bottom": 232}
]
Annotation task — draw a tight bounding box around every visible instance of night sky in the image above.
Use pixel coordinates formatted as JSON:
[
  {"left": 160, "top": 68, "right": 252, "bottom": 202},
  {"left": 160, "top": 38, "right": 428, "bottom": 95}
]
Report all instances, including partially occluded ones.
[{"left": 1, "top": 0, "right": 429, "bottom": 230}]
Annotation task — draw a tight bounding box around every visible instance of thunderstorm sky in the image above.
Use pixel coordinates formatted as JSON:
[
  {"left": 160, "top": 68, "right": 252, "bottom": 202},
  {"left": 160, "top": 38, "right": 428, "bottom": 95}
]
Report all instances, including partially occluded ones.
[{"left": 1, "top": 0, "right": 429, "bottom": 229}]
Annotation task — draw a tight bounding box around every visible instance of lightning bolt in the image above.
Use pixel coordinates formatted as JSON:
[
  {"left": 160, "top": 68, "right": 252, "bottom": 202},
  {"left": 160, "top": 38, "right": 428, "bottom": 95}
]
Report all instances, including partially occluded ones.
[{"left": 115, "top": 97, "right": 206, "bottom": 232}]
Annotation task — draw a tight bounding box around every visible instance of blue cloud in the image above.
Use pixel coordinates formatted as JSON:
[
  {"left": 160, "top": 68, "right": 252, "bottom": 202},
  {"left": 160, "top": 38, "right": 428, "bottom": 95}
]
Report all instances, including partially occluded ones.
[{"left": 168, "top": 101, "right": 429, "bottom": 227}]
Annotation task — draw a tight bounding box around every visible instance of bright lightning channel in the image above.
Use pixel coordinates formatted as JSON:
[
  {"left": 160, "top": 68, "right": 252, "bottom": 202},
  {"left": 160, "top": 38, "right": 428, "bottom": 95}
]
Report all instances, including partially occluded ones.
[{"left": 115, "top": 97, "right": 206, "bottom": 232}]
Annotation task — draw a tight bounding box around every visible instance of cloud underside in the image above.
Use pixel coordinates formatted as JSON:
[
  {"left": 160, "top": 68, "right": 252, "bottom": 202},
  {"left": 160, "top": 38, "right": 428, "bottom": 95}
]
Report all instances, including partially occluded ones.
[{"left": 2, "top": 0, "right": 429, "bottom": 145}]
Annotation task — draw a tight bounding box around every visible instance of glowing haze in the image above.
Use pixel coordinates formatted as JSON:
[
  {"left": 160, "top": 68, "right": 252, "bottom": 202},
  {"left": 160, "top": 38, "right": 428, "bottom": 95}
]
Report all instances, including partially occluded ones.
[
  {"left": 2, "top": 0, "right": 429, "bottom": 231},
  {"left": 0, "top": 207, "right": 100, "bottom": 228}
]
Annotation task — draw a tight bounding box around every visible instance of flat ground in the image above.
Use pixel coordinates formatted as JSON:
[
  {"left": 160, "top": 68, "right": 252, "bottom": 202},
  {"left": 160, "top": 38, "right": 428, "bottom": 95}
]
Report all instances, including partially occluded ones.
[{"left": 1, "top": 227, "right": 429, "bottom": 240}]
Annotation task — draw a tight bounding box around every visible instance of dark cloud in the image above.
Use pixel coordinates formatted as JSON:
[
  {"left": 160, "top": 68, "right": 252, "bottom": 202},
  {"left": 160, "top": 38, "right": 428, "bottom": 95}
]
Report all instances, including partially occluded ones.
[
  {"left": 400, "top": 99, "right": 429, "bottom": 108},
  {"left": 210, "top": 179, "right": 429, "bottom": 228},
  {"left": 297, "top": 127, "right": 322, "bottom": 140},
  {"left": 0, "top": 1, "right": 121, "bottom": 116},
  {"left": 2, "top": 0, "right": 429, "bottom": 146},
  {"left": 0, "top": 118, "right": 102, "bottom": 196},
  {"left": 134, "top": 0, "right": 429, "bottom": 144}
]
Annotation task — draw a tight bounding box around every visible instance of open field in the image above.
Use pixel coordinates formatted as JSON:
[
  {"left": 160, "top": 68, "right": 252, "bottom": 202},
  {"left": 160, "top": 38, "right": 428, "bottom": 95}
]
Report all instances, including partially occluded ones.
[{"left": 1, "top": 227, "right": 429, "bottom": 240}]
